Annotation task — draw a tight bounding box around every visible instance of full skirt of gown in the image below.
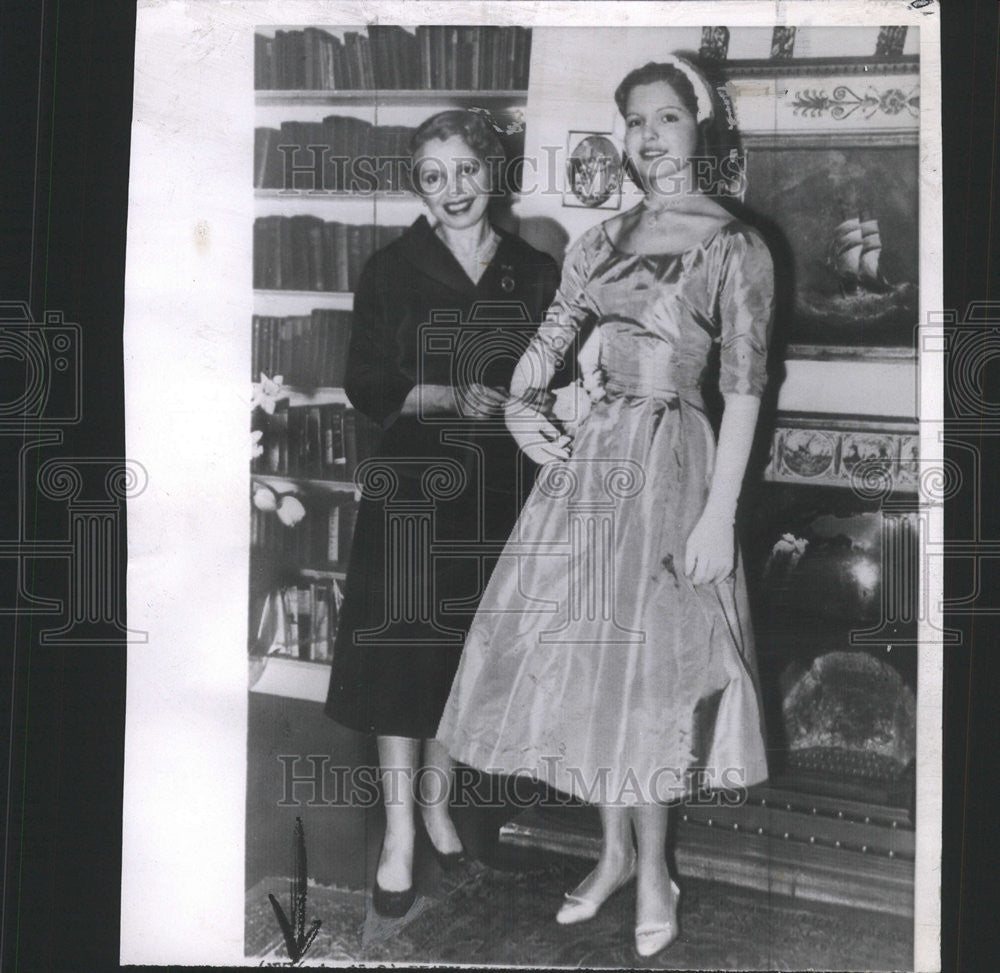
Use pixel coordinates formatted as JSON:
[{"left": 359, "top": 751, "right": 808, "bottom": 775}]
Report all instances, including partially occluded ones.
[{"left": 436, "top": 383, "right": 769, "bottom": 805}]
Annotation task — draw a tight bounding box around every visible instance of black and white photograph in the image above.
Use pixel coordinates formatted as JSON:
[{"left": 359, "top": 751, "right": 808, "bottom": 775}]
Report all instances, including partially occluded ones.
[{"left": 119, "top": 2, "right": 945, "bottom": 968}]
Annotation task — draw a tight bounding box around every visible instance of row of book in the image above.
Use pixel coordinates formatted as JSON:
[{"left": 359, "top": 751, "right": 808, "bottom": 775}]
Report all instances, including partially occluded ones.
[
  {"left": 255, "top": 119, "right": 415, "bottom": 190},
  {"left": 253, "top": 403, "right": 381, "bottom": 480},
  {"left": 250, "top": 577, "right": 344, "bottom": 662},
  {"left": 252, "top": 312, "right": 353, "bottom": 388},
  {"left": 253, "top": 217, "right": 406, "bottom": 292},
  {"left": 255, "top": 26, "right": 532, "bottom": 91},
  {"left": 252, "top": 499, "right": 358, "bottom": 577}
]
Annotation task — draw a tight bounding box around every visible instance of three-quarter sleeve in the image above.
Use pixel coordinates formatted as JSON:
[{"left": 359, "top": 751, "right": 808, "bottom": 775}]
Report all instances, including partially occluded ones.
[
  {"left": 343, "top": 254, "right": 416, "bottom": 428},
  {"left": 716, "top": 227, "right": 775, "bottom": 397},
  {"left": 530, "top": 226, "right": 601, "bottom": 369}
]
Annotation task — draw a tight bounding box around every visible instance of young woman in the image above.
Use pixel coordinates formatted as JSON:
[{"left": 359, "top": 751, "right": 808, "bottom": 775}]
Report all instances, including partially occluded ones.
[
  {"left": 324, "top": 110, "right": 559, "bottom": 917},
  {"left": 437, "top": 58, "right": 774, "bottom": 957}
]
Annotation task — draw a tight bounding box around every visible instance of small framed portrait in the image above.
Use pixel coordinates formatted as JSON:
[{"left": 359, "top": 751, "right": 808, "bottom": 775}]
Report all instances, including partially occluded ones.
[{"left": 563, "top": 130, "right": 623, "bottom": 210}]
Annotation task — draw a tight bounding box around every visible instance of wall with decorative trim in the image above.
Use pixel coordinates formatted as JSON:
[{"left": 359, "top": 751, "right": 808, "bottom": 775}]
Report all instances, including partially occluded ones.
[{"left": 515, "top": 25, "right": 921, "bottom": 420}]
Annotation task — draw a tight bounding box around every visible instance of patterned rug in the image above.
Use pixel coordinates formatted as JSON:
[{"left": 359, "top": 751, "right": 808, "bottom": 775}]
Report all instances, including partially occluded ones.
[{"left": 246, "top": 855, "right": 912, "bottom": 969}]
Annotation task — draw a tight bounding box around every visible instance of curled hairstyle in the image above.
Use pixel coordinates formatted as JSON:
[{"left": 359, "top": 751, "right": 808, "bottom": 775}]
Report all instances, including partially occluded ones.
[
  {"left": 614, "top": 62, "right": 702, "bottom": 121},
  {"left": 614, "top": 60, "right": 725, "bottom": 191},
  {"left": 409, "top": 109, "right": 506, "bottom": 194}
]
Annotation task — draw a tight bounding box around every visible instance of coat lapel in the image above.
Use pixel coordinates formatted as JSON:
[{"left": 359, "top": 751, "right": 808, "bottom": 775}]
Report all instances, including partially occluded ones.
[{"left": 396, "top": 215, "right": 518, "bottom": 299}]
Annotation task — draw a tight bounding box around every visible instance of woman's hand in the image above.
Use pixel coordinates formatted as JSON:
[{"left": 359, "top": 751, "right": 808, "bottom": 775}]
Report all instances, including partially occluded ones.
[
  {"left": 550, "top": 380, "right": 592, "bottom": 431},
  {"left": 505, "top": 404, "right": 572, "bottom": 464},
  {"left": 455, "top": 383, "right": 509, "bottom": 418},
  {"left": 684, "top": 511, "right": 736, "bottom": 586}
]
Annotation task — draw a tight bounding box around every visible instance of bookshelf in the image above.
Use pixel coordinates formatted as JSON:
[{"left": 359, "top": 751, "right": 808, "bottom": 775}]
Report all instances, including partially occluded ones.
[
  {"left": 250, "top": 24, "right": 532, "bottom": 700},
  {"left": 255, "top": 89, "right": 529, "bottom": 107}
]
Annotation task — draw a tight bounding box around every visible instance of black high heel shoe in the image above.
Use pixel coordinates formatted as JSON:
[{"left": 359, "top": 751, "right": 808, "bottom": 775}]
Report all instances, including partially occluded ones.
[
  {"left": 371, "top": 837, "right": 416, "bottom": 918},
  {"left": 371, "top": 878, "right": 416, "bottom": 919},
  {"left": 418, "top": 813, "right": 469, "bottom": 873}
]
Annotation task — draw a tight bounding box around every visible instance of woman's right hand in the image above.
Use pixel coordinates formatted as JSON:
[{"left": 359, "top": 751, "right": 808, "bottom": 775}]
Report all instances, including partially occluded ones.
[
  {"left": 505, "top": 404, "right": 572, "bottom": 464},
  {"left": 455, "top": 383, "right": 509, "bottom": 418}
]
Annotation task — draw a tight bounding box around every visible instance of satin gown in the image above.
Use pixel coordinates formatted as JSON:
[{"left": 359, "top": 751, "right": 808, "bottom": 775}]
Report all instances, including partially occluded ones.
[{"left": 436, "top": 218, "right": 774, "bottom": 804}]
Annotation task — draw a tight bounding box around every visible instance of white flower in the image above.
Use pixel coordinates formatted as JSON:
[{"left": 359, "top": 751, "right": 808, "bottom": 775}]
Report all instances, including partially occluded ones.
[
  {"left": 276, "top": 495, "right": 306, "bottom": 527},
  {"left": 252, "top": 373, "right": 285, "bottom": 415},
  {"left": 252, "top": 483, "right": 276, "bottom": 511}
]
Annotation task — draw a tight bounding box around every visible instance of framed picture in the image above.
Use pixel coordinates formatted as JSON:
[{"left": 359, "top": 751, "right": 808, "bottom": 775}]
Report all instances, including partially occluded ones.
[
  {"left": 562, "top": 130, "right": 623, "bottom": 210},
  {"left": 723, "top": 58, "right": 920, "bottom": 360}
]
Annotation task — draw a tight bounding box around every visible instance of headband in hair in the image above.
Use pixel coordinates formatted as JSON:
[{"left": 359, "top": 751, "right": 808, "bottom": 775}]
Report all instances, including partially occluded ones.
[{"left": 659, "top": 55, "right": 716, "bottom": 124}]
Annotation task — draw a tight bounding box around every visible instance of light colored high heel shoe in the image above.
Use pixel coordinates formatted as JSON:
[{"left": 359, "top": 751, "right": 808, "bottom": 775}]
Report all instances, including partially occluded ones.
[
  {"left": 555, "top": 854, "right": 638, "bottom": 925},
  {"left": 634, "top": 879, "right": 681, "bottom": 957}
]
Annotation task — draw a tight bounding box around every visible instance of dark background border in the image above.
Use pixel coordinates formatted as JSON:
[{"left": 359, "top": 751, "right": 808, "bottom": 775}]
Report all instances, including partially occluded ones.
[{"left": 0, "top": 1, "right": 997, "bottom": 970}]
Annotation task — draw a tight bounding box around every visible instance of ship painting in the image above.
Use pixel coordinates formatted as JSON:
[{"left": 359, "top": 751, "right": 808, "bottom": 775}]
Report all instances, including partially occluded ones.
[
  {"left": 743, "top": 144, "right": 920, "bottom": 348},
  {"left": 788, "top": 200, "right": 918, "bottom": 342},
  {"left": 827, "top": 211, "right": 891, "bottom": 295}
]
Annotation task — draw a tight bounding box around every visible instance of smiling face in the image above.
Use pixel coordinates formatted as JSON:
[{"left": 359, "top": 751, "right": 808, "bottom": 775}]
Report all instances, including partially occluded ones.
[
  {"left": 623, "top": 80, "right": 700, "bottom": 194},
  {"left": 412, "top": 135, "right": 492, "bottom": 230}
]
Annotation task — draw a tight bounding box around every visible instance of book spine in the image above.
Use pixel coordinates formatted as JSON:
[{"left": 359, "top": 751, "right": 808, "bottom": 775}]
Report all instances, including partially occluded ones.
[
  {"left": 329, "top": 310, "right": 350, "bottom": 387},
  {"left": 518, "top": 27, "right": 532, "bottom": 89},
  {"left": 331, "top": 34, "right": 346, "bottom": 90},
  {"left": 306, "top": 222, "right": 325, "bottom": 291},
  {"left": 417, "top": 26, "right": 432, "bottom": 89},
  {"left": 431, "top": 26, "right": 446, "bottom": 89},
  {"left": 320, "top": 403, "right": 335, "bottom": 475},
  {"left": 254, "top": 34, "right": 267, "bottom": 89},
  {"left": 307, "top": 406, "right": 323, "bottom": 477},
  {"left": 343, "top": 408, "right": 358, "bottom": 479},
  {"left": 446, "top": 26, "right": 459, "bottom": 89},
  {"left": 340, "top": 500, "right": 357, "bottom": 565},
  {"left": 326, "top": 501, "right": 340, "bottom": 566},
  {"left": 331, "top": 403, "right": 346, "bottom": 478},
  {"left": 359, "top": 32, "right": 374, "bottom": 89}
]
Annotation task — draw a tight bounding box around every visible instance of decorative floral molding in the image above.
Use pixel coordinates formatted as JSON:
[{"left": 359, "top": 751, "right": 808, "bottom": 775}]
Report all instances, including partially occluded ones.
[{"left": 791, "top": 85, "right": 919, "bottom": 121}]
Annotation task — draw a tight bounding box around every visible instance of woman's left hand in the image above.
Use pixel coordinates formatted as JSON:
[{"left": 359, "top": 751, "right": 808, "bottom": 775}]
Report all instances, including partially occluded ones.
[{"left": 684, "top": 512, "right": 736, "bottom": 586}]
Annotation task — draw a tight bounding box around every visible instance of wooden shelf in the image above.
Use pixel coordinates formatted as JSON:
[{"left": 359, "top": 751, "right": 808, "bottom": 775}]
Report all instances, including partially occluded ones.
[
  {"left": 255, "top": 188, "right": 417, "bottom": 201},
  {"left": 298, "top": 567, "right": 347, "bottom": 581},
  {"left": 249, "top": 654, "right": 330, "bottom": 702},
  {"left": 253, "top": 290, "right": 353, "bottom": 314},
  {"left": 251, "top": 384, "right": 350, "bottom": 408},
  {"left": 252, "top": 472, "right": 358, "bottom": 495},
  {"left": 256, "top": 88, "right": 528, "bottom": 106}
]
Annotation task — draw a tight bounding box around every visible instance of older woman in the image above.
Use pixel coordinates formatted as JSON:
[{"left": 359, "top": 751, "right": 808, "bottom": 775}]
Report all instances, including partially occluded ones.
[
  {"left": 324, "top": 109, "right": 559, "bottom": 917},
  {"left": 438, "top": 57, "right": 774, "bottom": 957}
]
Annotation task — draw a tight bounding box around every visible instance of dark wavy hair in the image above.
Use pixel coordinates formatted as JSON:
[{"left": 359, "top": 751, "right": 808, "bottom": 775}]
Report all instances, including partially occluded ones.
[
  {"left": 613, "top": 61, "right": 719, "bottom": 190},
  {"left": 614, "top": 61, "right": 701, "bottom": 121},
  {"left": 408, "top": 110, "right": 506, "bottom": 194}
]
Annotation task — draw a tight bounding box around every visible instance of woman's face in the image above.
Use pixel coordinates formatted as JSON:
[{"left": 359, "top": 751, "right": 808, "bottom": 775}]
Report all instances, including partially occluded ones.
[
  {"left": 623, "top": 80, "right": 699, "bottom": 194},
  {"left": 413, "top": 135, "right": 491, "bottom": 230}
]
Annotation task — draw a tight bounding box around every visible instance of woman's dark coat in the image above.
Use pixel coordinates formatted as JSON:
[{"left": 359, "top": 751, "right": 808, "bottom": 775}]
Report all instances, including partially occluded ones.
[{"left": 325, "top": 215, "right": 560, "bottom": 737}]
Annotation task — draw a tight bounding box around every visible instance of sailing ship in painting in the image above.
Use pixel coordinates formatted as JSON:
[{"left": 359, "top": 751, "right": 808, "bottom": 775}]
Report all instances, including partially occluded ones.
[
  {"left": 827, "top": 211, "right": 891, "bottom": 295},
  {"left": 792, "top": 202, "right": 917, "bottom": 342}
]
